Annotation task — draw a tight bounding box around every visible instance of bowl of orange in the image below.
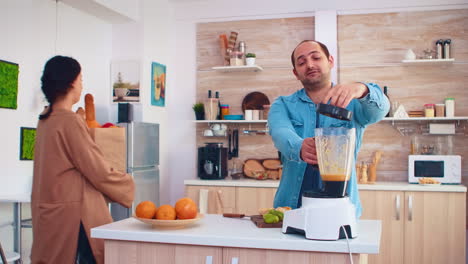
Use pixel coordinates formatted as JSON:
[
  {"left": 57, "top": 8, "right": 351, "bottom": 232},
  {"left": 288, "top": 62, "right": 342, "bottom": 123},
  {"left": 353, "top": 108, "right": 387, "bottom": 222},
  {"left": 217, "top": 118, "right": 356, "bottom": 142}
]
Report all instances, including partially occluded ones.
[{"left": 133, "top": 198, "right": 203, "bottom": 228}]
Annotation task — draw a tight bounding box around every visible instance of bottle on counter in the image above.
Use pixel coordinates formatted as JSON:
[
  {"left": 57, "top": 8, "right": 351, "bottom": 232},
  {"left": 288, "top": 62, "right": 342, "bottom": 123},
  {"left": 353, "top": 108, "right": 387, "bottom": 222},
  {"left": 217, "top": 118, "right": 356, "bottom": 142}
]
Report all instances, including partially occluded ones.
[
  {"left": 436, "top": 39, "right": 444, "bottom": 59},
  {"left": 445, "top": 97, "right": 455, "bottom": 117},
  {"left": 383, "top": 86, "right": 390, "bottom": 117},
  {"left": 204, "top": 90, "right": 219, "bottom": 120},
  {"left": 443, "top": 39, "right": 451, "bottom": 59},
  {"left": 215, "top": 91, "right": 222, "bottom": 120}
]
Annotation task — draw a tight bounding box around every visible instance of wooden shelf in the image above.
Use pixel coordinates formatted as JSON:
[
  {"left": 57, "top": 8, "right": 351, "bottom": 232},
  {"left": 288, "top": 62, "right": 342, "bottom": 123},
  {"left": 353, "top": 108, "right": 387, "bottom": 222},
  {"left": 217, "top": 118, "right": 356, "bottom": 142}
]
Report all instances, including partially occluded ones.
[
  {"left": 381, "top": 117, "right": 467, "bottom": 136},
  {"left": 401, "top": 58, "right": 455, "bottom": 65},
  {"left": 195, "top": 120, "right": 267, "bottom": 123},
  {"left": 383, "top": 117, "right": 468, "bottom": 121},
  {"left": 211, "top": 65, "right": 263, "bottom": 72}
]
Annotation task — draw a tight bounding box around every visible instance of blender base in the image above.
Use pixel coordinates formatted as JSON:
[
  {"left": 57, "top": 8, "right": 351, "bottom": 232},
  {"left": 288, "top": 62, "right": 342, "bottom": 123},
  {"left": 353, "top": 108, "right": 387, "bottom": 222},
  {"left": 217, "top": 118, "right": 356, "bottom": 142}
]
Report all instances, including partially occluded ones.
[{"left": 282, "top": 196, "right": 358, "bottom": 240}]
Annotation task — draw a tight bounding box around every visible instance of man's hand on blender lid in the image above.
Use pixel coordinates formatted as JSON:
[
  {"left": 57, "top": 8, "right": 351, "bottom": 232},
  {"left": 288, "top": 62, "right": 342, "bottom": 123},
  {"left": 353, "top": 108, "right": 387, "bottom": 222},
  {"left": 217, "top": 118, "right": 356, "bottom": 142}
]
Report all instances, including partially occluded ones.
[{"left": 322, "top": 83, "right": 369, "bottom": 108}]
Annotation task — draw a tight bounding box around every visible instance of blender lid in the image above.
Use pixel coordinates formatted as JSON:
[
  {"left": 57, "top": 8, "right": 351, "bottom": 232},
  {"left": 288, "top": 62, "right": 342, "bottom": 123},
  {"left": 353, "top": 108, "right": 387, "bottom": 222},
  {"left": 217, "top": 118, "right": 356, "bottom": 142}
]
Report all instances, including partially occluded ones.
[{"left": 316, "top": 103, "right": 352, "bottom": 121}]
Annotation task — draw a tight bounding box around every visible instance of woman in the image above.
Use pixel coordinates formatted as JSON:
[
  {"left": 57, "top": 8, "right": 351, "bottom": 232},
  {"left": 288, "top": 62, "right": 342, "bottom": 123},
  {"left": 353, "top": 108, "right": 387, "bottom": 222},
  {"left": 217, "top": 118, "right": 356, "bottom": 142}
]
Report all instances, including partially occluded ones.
[{"left": 31, "top": 56, "right": 135, "bottom": 264}]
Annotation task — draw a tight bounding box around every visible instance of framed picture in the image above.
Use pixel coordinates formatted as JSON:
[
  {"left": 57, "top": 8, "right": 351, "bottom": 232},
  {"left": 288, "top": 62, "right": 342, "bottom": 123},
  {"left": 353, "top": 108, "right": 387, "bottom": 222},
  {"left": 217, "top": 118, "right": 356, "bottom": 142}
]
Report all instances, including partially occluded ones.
[
  {"left": 111, "top": 61, "right": 140, "bottom": 103},
  {"left": 20, "top": 127, "right": 36, "bottom": 160},
  {"left": 0, "top": 59, "right": 19, "bottom": 109},
  {"left": 151, "top": 62, "right": 166, "bottom": 107}
]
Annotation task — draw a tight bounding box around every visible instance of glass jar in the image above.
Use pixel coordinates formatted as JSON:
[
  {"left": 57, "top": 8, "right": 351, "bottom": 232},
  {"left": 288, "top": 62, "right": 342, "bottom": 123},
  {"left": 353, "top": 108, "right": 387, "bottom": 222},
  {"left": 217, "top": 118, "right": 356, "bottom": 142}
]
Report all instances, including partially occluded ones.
[
  {"left": 435, "top": 104, "right": 445, "bottom": 117},
  {"left": 445, "top": 97, "right": 455, "bottom": 117},
  {"left": 221, "top": 104, "right": 229, "bottom": 119},
  {"left": 424, "top": 104, "right": 435, "bottom": 117},
  {"left": 229, "top": 50, "right": 244, "bottom": 66}
]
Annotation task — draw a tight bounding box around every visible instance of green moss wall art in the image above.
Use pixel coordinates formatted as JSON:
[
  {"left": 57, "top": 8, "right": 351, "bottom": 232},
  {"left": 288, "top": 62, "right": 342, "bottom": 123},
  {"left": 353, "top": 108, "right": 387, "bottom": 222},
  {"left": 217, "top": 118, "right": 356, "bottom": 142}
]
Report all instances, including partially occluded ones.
[
  {"left": 20, "top": 127, "right": 36, "bottom": 160},
  {"left": 0, "top": 59, "right": 19, "bottom": 109}
]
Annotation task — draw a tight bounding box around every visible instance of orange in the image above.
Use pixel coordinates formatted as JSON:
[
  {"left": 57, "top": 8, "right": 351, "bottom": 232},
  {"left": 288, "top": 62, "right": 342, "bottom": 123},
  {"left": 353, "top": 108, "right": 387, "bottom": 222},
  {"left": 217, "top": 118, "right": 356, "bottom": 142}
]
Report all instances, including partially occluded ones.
[
  {"left": 175, "top": 197, "right": 198, "bottom": 220},
  {"left": 155, "top": 204, "right": 177, "bottom": 220},
  {"left": 135, "top": 201, "right": 157, "bottom": 219}
]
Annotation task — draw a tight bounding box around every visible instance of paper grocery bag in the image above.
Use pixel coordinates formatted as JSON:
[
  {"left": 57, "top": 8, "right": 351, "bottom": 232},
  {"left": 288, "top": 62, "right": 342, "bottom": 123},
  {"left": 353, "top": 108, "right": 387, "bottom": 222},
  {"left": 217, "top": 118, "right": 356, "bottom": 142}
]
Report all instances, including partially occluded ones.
[{"left": 90, "top": 127, "right": 127, "bottom": 173}]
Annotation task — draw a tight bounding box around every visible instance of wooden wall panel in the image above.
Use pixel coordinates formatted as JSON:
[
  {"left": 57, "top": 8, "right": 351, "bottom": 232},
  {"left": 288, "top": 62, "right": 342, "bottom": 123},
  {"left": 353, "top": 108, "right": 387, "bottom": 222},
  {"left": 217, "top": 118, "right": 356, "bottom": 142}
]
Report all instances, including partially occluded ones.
[
  {"left": 338, "top": 9, "right": 468, "bottom": 182},
  {"left": 197, "top": 17, "right": 314, "bottom": 70},
  {"left": 196, "top": 17, "right": 314, "bottom": 168},
  {"left": 196, "top": 10, "right": 468, "bottom": 182},
  {"left": 338, "top": 9, "right": 468, "bottom": 65}
]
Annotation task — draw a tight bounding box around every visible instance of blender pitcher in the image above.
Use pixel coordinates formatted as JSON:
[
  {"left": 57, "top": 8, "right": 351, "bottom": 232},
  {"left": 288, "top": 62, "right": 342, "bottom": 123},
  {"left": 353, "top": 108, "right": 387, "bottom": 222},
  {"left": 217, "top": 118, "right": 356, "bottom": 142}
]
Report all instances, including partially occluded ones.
[{"left": 315, "top": 127, "right": 356, "bottom": 197}]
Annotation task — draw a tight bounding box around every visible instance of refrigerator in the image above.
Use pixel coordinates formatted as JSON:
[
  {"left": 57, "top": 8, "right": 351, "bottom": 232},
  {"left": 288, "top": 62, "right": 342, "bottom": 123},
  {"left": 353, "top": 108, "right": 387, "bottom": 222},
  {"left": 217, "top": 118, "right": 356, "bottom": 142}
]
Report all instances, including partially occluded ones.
[{"left": 110, "top": 122, "right": 160, "bottom": 221}]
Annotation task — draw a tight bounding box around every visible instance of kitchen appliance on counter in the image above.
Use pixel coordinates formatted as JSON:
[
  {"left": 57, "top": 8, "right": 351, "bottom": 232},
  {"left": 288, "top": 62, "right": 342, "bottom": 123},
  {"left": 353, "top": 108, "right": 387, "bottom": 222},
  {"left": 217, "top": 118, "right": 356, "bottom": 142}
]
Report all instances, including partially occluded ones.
[
  {"left": 111, "top": 122, "right": 160, "bottom": 221},
  {"left": 282, "top": 127, "right": 358, "bottom": 240},
  {"left": 198, "top": 142, "right": 228, "bottom": 179},
  {"left": 408, "top": 155, "right": 461, "bottom": 184}
]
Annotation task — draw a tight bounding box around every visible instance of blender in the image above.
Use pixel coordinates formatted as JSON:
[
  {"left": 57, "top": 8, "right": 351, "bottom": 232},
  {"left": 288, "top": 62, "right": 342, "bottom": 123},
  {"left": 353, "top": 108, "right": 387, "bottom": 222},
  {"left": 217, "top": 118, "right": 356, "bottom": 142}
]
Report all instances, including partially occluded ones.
[{"left": 282, "top": 126, "right": 358, "bottom": 240}]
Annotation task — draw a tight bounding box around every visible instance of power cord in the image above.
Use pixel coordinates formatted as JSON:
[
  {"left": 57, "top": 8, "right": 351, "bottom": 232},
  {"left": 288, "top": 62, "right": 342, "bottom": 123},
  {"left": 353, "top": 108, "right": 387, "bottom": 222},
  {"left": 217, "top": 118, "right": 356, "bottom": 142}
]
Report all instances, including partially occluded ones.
[{"left": 341, "top": 225, "right": 353, "bottom": 264}]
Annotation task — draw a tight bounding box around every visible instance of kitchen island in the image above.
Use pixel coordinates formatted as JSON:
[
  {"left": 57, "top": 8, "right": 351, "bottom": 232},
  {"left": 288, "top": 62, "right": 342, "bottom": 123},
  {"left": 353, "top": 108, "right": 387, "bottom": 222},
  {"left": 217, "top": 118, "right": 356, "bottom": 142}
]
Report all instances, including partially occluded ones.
[{"left": 91, "top": 214, "right": 381, "bottom": 264}]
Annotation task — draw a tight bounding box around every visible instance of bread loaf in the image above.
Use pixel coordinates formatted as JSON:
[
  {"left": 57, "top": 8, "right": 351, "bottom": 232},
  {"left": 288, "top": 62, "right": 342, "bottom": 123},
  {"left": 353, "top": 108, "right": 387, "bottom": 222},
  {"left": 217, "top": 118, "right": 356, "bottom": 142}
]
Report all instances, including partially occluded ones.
[
  {"left": 262, "top": 159, "right": 281, "bottom": 170},
  {"left": 243, "top": 159, "right": 265, "bottom": 178}
]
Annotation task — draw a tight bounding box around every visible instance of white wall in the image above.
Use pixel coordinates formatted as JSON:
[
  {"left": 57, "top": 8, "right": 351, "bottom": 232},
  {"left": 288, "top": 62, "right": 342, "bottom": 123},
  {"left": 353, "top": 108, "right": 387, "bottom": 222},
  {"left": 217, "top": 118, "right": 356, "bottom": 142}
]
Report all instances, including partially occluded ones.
[
  {"left": 0, "top": 0, "right": 113, "bottom": 194},
  {"left": 139, "top": 0, "right": 176, "bottom": 205},
  {"left": 0, "top": 0, "right": 114, "bottom": 259}
]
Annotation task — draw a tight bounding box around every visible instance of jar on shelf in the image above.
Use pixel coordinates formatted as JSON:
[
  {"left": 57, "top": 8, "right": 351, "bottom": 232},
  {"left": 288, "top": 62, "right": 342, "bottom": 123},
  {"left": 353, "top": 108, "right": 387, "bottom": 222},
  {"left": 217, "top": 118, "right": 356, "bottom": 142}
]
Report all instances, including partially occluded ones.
[
  {"left": 229, "top": 50, "right": 244, "bottom": 66},
  {"left": 435, "top": 104, "right": 445, "bottom": 117},
  {"left": 424, "top": 104, "right": 435, "bottom": 117},
  {"left": 445, "top": 97, "right": 455, "bottom": 117},
  {"left": 221, "top": 104, "right": 230, "bottom": 119}
]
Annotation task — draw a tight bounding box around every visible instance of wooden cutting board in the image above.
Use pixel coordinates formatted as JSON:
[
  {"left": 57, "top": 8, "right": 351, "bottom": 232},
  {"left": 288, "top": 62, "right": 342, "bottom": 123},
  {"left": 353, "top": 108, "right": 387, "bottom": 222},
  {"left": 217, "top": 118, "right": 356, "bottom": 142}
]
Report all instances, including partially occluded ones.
[
  {"left": 241, "top": 92, "right": 270, "bottom": 112},
  {"left": 250, "top": 215, "right": 282, "bottom": 228}
]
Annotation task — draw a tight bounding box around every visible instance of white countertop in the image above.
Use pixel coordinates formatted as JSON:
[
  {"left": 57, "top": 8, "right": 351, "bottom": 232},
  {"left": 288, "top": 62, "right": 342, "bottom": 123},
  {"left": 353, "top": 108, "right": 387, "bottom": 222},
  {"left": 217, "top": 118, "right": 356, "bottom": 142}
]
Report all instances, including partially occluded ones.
[
  {"left": 92, "top": 214, "right": 381, "bottom": 254},
  {"left": 184, "top": 179, "right": 467, "bottom": 192},
  {"left": 0, "top": 193, "right": 31, "bottom": 203}
]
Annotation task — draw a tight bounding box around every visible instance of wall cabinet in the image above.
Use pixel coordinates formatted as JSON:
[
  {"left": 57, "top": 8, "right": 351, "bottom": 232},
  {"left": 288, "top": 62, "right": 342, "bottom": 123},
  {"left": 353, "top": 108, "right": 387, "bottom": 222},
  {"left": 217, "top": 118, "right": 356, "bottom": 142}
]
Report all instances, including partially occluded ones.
[{"left": 360, "top": 190, "right": 466, "bottom": 264}]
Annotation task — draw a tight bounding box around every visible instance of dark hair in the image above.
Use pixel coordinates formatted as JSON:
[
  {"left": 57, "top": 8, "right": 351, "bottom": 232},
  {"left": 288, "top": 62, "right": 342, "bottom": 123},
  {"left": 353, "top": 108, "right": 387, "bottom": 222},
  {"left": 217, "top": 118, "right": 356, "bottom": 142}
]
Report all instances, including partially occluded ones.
[
  {"left": 39, "top": 56, "right": 81, "bottom": 120},
  {"left": 290, "top": 40, "right": 330, "bottom": 69}
]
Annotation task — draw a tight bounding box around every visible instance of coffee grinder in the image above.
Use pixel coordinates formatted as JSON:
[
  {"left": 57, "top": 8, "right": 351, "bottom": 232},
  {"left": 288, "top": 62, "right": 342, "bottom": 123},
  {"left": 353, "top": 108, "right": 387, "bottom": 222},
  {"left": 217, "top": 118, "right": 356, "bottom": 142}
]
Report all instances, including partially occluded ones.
[{"left": 282, "top": 104, "right": 358, "bottom": 240}]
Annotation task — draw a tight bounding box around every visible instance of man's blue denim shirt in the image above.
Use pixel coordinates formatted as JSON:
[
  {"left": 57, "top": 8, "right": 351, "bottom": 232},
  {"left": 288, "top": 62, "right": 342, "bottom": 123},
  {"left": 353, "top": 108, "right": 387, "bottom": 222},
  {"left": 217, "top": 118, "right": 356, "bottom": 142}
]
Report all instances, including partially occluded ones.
[{"left": 268, "top": 83, "right": 390, "bottom": 218}]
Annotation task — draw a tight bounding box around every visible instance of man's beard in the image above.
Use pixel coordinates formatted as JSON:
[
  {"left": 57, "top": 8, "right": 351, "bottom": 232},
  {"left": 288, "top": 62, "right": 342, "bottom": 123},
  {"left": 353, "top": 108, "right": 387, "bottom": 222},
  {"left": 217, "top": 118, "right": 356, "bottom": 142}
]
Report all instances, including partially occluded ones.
[{"left": 301, "top": 72, "right": 329, "bottom": 91}]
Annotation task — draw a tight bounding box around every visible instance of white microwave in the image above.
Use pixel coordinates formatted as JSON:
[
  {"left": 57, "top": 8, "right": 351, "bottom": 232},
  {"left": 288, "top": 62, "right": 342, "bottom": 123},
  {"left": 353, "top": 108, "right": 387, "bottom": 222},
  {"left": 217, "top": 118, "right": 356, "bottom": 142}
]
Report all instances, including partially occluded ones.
[{"left": 408, "top": 155, "right": 461, "bottom": 184}]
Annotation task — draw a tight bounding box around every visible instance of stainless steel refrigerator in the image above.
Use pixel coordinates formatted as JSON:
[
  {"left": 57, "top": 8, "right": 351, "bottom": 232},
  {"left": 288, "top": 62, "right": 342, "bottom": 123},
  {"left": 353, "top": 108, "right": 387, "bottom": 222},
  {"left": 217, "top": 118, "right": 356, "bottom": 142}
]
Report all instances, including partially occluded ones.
[{"left": 110, "top": 122, "right": 160, "bottom": 221}]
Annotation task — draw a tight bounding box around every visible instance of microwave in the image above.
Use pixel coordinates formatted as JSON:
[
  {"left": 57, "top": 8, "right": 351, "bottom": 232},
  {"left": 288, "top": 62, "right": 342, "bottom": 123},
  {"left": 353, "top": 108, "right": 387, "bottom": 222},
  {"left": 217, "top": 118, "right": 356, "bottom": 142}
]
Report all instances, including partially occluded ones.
[{"left": 408, "top": 155, "right": 461, "bottom": 184}]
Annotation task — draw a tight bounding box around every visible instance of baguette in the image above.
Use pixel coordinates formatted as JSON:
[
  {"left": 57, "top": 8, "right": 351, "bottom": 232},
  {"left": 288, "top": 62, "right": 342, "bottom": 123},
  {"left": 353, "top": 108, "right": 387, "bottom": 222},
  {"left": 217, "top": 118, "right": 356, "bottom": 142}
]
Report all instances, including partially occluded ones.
[{"left": 84, "top": 93, "right": 100, "bottom": 128}]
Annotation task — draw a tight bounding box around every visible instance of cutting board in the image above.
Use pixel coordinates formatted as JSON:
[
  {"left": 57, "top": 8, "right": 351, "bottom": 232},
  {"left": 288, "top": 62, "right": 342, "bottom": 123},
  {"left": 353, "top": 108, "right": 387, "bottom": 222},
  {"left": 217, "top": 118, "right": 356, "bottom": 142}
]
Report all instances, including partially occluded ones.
[
  {"left": 241, "top": 92, "right": 270, "bottom": 112},
  {"left": 250, "top": 215, "right": 282, "bottom": 228}
]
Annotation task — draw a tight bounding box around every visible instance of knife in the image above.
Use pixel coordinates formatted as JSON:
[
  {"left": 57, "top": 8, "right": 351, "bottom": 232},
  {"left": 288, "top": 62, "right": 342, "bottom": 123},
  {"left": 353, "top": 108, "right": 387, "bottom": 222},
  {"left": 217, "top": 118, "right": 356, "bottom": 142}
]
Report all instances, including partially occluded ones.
[
  {"left": 223, "top": 213, "right": 251, "bottom": 218},
  {"left": 228, "top": 129, "right": 232, "bottom": 160}
]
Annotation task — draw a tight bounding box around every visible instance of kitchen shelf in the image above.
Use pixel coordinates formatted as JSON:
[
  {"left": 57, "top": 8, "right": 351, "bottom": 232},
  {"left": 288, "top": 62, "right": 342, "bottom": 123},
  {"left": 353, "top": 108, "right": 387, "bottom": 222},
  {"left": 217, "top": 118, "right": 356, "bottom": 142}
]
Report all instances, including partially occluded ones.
[
  {"left": 401, "top": 58, "right": 455, "bottom": 65},
  {"left": 195, "top": 120, "right": 267, "bottom": 123},
  {"left": 383, "top": 117, "right": 468, "bottom": 121},
  {"left": 381, "top": 117, "right": 468, "bottom": 136},
  {"left": 211, "top": 65, "right": 263, "bottom": 72}
]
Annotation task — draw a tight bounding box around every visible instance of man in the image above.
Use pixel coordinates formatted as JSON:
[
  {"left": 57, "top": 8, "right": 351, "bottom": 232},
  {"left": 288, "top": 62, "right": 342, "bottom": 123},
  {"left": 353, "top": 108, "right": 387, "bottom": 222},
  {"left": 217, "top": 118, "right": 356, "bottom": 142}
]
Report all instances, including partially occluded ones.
[{"left": 268, "top": 40, "right": 389, "bottom": 217}]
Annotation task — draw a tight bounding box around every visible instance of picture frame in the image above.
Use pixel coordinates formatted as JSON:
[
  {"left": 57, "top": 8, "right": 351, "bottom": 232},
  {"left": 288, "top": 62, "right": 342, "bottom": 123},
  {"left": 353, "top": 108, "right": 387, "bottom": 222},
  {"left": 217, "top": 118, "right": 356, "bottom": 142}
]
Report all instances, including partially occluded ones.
[
  {"left": 0, "top": 59, "right": 19, "bottom": 109},
  {"left": 111, "top": 60, "right": 140, "bottom": 103},
  {"left": 20, "top": 127, "right": 36, "bottom": 160},
  {"left": 151, "top": 62, "right": 166, "bottom": 107}
]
